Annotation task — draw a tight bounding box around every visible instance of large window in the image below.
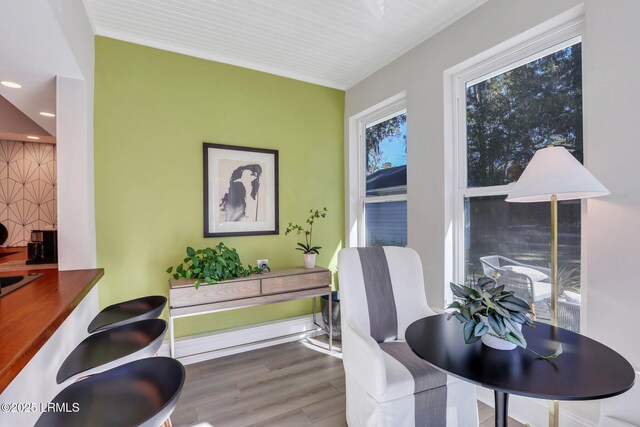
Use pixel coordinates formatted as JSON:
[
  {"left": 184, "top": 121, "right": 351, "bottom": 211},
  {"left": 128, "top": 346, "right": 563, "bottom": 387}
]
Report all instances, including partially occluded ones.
[
  {"left": 363, "top": 109, "right": 407, "bottom": 246},
  {"left": 349, "top": 98, "right": 407, "bottom": 247},
  {"left": 454, "top": 34, "right": 583, "bottom": 331}
]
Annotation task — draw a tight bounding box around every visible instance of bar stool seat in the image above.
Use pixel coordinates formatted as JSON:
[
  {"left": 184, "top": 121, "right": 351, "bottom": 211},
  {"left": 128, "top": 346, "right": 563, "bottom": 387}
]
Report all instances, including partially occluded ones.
[
  {"left": 88, "top": 295, "right": 167, "bottom": 333},
  {"left": 36, "top": 357, "right": 185, "bottom": 427},
  {"left": 57, "top": 319, "right": 167, "bottom": 384}
]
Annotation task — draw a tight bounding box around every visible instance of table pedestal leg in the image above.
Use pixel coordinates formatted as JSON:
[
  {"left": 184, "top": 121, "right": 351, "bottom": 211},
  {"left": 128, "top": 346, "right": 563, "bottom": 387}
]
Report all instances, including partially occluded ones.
[{"left": 494, "top": 390, "right": 509, "bottom": 427}]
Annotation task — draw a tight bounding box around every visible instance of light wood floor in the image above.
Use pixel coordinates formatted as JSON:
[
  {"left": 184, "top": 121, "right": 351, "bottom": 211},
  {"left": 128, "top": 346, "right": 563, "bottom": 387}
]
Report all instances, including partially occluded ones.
[
  {"left": 478, "top": 401, "right": 525, "bottom": 427},
  {"left": 171, "top": 340, "right": 524, "bottom": 427}
]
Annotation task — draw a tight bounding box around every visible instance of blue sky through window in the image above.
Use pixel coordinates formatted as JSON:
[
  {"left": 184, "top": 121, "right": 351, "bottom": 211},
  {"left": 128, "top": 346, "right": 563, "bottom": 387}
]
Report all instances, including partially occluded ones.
[
  {"left": 379, "top": 122, "right": 406, "bottom": 167},
  {"left": 366, "top": 119, "right": 407, "bottom": 175}
]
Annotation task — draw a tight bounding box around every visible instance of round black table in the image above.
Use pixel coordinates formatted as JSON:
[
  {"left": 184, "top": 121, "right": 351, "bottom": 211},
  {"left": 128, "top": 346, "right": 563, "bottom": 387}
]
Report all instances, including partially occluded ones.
[{"left": 405, "top": 315, "right": 635, "bottom": 427}]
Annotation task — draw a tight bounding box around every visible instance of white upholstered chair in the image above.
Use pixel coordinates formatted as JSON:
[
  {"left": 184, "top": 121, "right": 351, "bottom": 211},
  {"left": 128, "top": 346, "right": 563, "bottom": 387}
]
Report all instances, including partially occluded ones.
[
  {"left": 599, "top": 371, "right": 640, "bottom": 427},
  {"left": 338, "top": 246, "right": 478, "bottom": 427}
]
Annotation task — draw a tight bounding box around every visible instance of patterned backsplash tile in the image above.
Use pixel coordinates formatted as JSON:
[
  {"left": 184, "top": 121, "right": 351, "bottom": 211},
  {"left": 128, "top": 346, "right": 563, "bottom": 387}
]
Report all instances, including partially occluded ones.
[{"left": 0, "top": 140, "right": 56, "bottom": 247}]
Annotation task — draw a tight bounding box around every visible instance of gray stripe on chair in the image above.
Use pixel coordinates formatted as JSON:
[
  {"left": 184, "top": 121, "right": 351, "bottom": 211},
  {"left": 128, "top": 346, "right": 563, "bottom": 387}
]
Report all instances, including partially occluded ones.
[
  {"left": 415, "top": 386, "right": 447, "bottom": 427},
  {"left": 380, "top": 342, "right": 447, "bottom": 426},
  {"left": 357, "top": 247, "right": 398, "bottom": 343}
]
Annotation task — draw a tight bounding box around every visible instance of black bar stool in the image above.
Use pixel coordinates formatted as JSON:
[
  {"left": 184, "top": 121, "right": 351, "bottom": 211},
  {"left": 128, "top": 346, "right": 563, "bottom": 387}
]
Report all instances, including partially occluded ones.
[
  {"left": 36, "top": 357, "right": 185, "bottom": 427},
  {"left": 57, "top": 319, "right": 167, "bottom": 384},
  {"left": 88, "top": 295, "right": 167, "bottom": 333}
]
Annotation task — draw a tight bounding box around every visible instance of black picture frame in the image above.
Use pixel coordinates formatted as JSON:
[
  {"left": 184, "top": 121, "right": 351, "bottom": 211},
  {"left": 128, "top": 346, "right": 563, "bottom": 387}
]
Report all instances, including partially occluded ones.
[{"left": 203, "top": 143, "right": 279, "bottom": 237}]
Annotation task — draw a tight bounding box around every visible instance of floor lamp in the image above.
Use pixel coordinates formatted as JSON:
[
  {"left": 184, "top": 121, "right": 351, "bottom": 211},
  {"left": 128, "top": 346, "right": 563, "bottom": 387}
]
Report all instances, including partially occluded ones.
[{"left": 506, "top": 145, "right": 610, "bottom": 426}]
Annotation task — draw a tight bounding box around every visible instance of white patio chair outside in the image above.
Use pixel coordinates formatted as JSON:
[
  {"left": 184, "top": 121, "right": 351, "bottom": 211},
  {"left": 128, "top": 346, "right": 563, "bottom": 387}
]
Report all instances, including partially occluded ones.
[
  {"left": 479, "top": 255, "right": 552, "bottom": 305},
  {"left": 557, "top": 291, "right": 581, "bottom": 332}
]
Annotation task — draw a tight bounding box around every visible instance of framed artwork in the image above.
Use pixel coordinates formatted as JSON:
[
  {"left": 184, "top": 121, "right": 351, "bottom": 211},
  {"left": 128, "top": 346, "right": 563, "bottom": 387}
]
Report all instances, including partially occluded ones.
[{"left": 203, "top": 143, "right": 279, "bottom": 237}]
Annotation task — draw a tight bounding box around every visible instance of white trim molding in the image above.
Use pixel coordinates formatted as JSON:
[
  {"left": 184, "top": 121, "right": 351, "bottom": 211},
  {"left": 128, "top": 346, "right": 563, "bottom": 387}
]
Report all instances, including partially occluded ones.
[{"left": 158, "top": 314, "right": 324, "bottom": 365}]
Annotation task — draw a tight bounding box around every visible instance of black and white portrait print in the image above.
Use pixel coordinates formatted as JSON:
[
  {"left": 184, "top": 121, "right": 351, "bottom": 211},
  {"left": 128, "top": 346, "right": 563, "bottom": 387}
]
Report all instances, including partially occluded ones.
[
  {"left": 204, "top": 143, "right": 278, "bottom": 237},
  {"left": 219, "top": 163, "right": 263, "bottom": 222}
]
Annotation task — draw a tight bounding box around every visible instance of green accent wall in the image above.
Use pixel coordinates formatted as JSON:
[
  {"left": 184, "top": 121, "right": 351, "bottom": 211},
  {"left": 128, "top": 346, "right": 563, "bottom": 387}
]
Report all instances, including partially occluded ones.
[{"left": 94, "top": 36, "right": 344, "bottom": 338}]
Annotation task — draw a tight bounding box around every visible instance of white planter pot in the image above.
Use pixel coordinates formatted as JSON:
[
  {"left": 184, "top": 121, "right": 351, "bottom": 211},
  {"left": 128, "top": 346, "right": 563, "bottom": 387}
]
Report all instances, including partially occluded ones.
[
  {"left": 303, "top": 253, "right": 316, "bottom": 269},
  {"left": 480, "top": 316, "right": 520, "bottom": 351}
]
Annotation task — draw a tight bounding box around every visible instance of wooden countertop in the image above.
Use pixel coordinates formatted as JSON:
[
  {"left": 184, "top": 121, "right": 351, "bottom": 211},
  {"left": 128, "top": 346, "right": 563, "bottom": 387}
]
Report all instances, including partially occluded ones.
[{"left": 0, "top": 268, "right": 104, "bottom": 393}]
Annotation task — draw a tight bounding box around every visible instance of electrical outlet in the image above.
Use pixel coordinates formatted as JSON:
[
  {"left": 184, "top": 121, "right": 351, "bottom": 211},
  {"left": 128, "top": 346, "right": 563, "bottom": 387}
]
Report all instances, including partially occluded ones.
[{"left": 257, "top": 259, "right": 269, "bottom": 271}]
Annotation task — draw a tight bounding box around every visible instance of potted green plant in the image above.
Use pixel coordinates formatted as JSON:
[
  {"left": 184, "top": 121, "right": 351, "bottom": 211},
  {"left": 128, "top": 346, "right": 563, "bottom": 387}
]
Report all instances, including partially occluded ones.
[
  {"left": 447, "top": 277, "right": 562, "bottom": 358},
  {"left": 285, "top": 207, "right": 327, "bottom": 268},
  {"left": 166, "top": 242, "right": 265, "bottom": 289}
]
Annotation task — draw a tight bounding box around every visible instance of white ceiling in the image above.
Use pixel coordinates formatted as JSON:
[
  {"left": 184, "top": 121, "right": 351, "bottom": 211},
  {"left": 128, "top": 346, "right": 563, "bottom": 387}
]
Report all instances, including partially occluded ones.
[
  {"left": 85, "top": 0, "right": 487, "bottom": 89},
  {"left": 0, "top": 0, "right": 88, "bottom": 137}
]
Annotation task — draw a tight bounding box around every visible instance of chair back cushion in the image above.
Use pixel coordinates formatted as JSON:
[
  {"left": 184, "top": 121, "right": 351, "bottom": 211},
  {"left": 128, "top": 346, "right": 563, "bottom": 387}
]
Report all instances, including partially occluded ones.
[
  {"left": 357, "top": 247, "right": 398, "bottom": 342},
  {"left": 338, "top": 246, "right": 430, "bottom": 342}
]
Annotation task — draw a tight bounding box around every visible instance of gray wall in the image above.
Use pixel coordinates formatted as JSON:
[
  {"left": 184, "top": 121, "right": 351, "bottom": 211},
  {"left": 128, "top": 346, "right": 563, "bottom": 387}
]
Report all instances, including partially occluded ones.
[
  {"left": 345, "top": 0, "right": 583, "bottom": 310},
  {"left": 346, "top": 0, "right": 640, "bottom": 423},
  {"left": 583, "top": 0, "right": 640, "bottom": 393}
]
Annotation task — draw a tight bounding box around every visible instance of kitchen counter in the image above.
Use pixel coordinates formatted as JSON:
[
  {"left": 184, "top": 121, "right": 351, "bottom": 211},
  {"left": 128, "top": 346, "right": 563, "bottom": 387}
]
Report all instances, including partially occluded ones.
[
  {"left": 0, "top": 268, "right": 104, "bottom": 393},
  {"left": 0, "top": 247, "right": 57, "bottom": 272}
]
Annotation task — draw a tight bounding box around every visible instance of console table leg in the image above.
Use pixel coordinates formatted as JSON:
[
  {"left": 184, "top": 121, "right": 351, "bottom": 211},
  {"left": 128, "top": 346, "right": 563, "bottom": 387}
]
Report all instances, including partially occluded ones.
[
  {"left": 494, "top": 391, "right": 509, "bottom": 427},
  {"left": 328, "top": 290, "right": 333, "bottom": 352},
  {"left": 169, "top": 316, "right": 175, "bottom": 358},
  {"left": 312, "top": 297, "right": 317, "bottom": 326}
]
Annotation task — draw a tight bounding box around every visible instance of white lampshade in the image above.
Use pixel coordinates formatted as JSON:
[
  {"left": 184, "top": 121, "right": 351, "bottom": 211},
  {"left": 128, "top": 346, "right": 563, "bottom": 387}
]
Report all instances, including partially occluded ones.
[{"left": 506, "top": 146, "right": 610, "bottom": 203}]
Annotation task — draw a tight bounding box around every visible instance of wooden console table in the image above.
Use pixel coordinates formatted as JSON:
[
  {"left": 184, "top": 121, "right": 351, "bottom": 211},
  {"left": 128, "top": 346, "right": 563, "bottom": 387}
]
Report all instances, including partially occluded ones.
[{"left": 168, "top": 267, "right": 333, "bottom": 357}]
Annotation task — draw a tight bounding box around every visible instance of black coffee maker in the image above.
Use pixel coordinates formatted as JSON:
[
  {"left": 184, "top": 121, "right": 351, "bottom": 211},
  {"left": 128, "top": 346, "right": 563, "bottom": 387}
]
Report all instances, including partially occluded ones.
[{"left": 27, "top": 230, "right": 58, "bottom": 264}]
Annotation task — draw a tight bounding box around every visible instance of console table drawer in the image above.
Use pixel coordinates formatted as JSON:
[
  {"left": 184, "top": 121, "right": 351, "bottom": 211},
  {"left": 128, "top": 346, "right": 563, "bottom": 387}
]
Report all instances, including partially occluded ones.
[
  {"left": 170, "top": 279, "right": 261, "bottom": 307},
  {"left": 261, "top": 270, "right": 331, "bottom": 294}
]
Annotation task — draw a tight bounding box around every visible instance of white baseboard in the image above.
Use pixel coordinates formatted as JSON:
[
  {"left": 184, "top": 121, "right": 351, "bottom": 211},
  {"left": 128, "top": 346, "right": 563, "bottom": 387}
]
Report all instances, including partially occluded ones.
[
  {"left": 158, "top": 314, "right": 322, "bottom": 365},
  {"left": 477, "top": 386, "right": 597, "bottom": 427}
]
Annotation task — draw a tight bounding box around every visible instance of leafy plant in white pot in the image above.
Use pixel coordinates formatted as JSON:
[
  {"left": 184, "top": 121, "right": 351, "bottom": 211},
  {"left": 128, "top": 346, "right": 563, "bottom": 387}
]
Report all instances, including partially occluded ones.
[
  {"left": 447, "top": 277, "right": 562, "bottom": 358},
  {"left": 285, "top": 207, "right": 327, "bottom": 268}
]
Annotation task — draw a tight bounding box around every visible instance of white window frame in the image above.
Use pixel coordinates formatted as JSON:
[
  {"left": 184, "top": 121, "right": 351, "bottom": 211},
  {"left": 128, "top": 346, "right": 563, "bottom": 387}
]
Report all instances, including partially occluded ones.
[
  {"left": 346, "top": 93, "right": 407, "bottom": 247},
  {"left": 447, "top": 18, "right": 585, "bottom": 310}
]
